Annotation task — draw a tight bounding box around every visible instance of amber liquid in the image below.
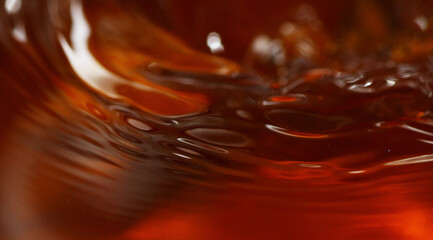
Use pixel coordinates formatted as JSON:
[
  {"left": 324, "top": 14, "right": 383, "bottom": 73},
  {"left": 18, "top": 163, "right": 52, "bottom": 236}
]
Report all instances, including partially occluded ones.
[{"left": 1, "top": 0, "right": 433, "bottom": 239}]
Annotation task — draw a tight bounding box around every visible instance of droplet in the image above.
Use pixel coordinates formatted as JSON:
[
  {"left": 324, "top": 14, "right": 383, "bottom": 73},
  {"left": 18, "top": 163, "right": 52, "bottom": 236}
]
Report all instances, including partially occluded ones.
[
  {"left": 5, "top": 0, "right": 21, "bottom": 14},
  {"left": 207, "top": 32, "right": 224, "bottom": 54}
]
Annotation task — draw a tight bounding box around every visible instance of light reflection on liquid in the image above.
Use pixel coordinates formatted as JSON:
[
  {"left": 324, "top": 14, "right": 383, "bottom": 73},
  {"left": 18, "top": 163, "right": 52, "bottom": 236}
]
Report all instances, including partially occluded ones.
[{"left": 1, "top": 0, "right": 433, "bottom": 239}]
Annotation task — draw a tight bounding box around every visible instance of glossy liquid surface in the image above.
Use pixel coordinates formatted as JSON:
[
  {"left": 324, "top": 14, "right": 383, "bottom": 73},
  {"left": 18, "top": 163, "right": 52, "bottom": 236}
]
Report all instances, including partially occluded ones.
[{"left": 1, "top": 0, "right": 433, "bottom": 239}]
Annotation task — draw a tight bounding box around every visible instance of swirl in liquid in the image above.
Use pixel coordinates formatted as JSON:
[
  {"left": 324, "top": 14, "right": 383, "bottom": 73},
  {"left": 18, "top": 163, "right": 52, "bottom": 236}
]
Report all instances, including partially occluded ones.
[{"left": 1, "top": 0, "right": 433, "bottom": 239}]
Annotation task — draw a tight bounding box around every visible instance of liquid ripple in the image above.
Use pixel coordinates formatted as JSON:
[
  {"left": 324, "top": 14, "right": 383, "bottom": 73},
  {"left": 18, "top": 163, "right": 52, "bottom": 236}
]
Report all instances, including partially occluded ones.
[{"left": 1, "top": 0, "right": 433, "bottom": 239}]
